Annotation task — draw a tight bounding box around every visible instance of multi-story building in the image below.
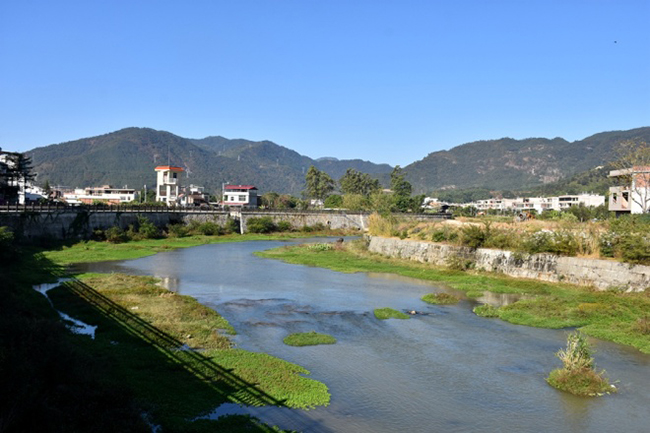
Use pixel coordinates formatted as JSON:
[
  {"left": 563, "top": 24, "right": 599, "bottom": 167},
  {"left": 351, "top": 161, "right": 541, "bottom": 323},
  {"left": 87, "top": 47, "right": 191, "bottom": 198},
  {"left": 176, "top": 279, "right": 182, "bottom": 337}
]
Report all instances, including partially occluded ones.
[
  {"left": 179, "top": 184, "right": 210, "bottom": 207},
  {"left": 609, "top": 167, "right": 650, "bottom": 215},
  {"left": 155, "top": 165, "right": 184, "bottom": 205},
  {"left": 63, "top": 185, "right": 137, "bottom": 205},
  {"left": 223, "top": 185, "right": 258, "bottom": 208}
]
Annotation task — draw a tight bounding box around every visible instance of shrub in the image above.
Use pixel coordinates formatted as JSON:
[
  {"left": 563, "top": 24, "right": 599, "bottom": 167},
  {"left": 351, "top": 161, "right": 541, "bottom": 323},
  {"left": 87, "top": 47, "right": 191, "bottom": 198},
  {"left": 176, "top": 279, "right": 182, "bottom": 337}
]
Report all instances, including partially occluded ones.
[
  {"left": 224, "top": 217, "right": 240, "bottom": 234},
  {"left": 546, "top": 331, "right": 615, "bottom": 397},
  {"left": 0, "top": 226, "right": 15, "bottom": 261},
  {"left": 247, "top": 216, "right": 276, "bottom": 233},
  {"left": 445, "top": 253, "right": 474, "bottom": 271},
  {"left": 460, "top": 223, "right": 489, "bottom": 248},
  {"left": 276, "top": 221, "right": 292, "bottom": 232},
  {"left": 195, "top": 221, "right": 223, "bottom": 236},
  {"left": 138, "top": 216, "right": 160, "bottom": 239},
  {"left": 166, "top": 223, "right": 189, "bottom": 238},
  {"left": 105, "top": 226, "right": 127, "bottom": 243}
]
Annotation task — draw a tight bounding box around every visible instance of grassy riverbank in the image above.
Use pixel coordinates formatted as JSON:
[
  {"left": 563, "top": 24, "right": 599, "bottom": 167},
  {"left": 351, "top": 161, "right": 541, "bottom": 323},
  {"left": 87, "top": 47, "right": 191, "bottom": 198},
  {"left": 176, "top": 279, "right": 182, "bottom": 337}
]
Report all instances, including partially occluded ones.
[
  {"left": 1, "top": 234, "right": 338, "bottom": 432},
  {"left": 41, "top": 232, "right": 327, "bottom": 266},
  {"left": 256, "top": 241, "right": 650, "bottom": 354}
]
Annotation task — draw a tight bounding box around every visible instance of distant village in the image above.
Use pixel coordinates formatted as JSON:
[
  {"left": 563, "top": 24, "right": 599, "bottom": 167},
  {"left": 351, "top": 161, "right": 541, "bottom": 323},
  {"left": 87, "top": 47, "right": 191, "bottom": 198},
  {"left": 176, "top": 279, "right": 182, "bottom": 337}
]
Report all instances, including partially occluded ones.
[{"left": 1, "top": 148, "right": 648, "bottom": 216}]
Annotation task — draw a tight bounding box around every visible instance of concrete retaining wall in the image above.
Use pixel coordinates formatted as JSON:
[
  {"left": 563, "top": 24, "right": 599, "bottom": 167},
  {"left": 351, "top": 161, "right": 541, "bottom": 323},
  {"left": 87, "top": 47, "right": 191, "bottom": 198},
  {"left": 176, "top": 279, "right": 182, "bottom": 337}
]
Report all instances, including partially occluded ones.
[
  {"left": 366, "top": 236, "right": 650, "bottom": 292},
  {"left": 238, "top": 211, "right": 368, "bottom": 233}
]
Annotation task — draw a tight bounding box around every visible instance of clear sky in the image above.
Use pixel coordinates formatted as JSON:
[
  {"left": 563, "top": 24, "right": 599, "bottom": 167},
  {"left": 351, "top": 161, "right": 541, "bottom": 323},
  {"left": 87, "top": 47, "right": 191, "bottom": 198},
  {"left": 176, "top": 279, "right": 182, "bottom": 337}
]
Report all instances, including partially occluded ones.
[{"left": 1, "top": 0, "right": 648, "bottom": 166}]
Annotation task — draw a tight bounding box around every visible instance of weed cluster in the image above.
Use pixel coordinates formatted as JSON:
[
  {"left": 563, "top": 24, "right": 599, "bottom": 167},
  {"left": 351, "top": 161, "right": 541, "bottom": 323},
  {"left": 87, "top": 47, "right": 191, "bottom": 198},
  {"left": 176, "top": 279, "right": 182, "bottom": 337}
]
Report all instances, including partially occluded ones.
[
  {"left": 283, "top": 331, "right": 337, "bottom": 346},
  {"left": 374, "top": 307, "right": 410, "bottom": 320},
  {"left": 421, "top": 293, "right": 459, "bottom": 304},
  {"left": 546, "top": 331, "right": 615, "bottom": 397}
]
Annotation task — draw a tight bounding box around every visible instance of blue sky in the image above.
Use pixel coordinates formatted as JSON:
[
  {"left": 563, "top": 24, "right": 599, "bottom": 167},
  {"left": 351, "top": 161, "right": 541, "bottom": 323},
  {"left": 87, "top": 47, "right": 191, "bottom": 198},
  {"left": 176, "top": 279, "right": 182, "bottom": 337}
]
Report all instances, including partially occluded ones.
[{"left": 1, "top": 0, "right": 648, "bottom": 166}]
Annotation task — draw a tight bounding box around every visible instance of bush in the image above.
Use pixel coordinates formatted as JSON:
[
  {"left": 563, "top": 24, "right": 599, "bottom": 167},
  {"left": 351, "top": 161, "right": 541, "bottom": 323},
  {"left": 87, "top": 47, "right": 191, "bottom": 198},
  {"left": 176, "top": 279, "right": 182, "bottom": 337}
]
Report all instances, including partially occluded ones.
[
  {"left": 136, "top": 216, "right": 160, "bottom": 239},
  {"left": 0, "top": 226, "right": 15, "bottom": 261},
  {"left": 546, "top": 331, "right": 615, "bottom": 397},
  {"left": 166, "top": 223, "right": 189, "bottom": 238},
  {"left": 105, "top": 226, "right": 127, "bottom": 243},
  {"left": 195, "top": 221, "right": 223, "bottom": 236},
  {"left": 276, "top": 221, "right": 292, "bottom": 232},
  {"left": 246, "top": 216, "right": 276, "bottom": 233},
  {"left": 224, "top": 217, "right": 240, "bottom": 234}
]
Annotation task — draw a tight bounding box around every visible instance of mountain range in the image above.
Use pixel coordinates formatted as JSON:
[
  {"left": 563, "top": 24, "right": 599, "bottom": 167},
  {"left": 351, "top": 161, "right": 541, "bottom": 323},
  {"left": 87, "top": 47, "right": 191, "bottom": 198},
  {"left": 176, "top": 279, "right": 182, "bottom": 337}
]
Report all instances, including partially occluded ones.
[{"left": 24, "top": 126, "right": 650, "bottom": 196}]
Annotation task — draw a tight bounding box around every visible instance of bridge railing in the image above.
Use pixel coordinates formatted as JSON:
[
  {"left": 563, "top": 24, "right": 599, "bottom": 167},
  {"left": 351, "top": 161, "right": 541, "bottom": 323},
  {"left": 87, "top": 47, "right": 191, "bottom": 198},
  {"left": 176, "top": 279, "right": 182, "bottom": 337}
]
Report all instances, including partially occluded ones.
[{"left": 0, "top": 203, "right": 452, "bottom": 219}]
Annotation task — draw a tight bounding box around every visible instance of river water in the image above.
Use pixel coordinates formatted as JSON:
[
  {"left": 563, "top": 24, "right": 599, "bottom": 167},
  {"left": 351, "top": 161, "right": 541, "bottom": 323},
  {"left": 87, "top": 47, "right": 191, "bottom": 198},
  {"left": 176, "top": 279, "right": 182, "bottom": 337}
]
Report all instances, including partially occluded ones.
[{"left": 76, "top": 239, "right": 650, "bottom": 433}]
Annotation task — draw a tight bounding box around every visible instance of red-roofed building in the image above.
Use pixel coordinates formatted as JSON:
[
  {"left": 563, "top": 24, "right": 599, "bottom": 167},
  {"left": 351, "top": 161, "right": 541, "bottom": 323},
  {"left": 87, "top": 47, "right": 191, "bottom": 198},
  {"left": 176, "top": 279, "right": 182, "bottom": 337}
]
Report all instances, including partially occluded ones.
[
  {"left": 223, "top": 185, "right": 258, "bottom": 208},
  {"left": 155, "top": 165, "right": 184, "bottom": 205}
]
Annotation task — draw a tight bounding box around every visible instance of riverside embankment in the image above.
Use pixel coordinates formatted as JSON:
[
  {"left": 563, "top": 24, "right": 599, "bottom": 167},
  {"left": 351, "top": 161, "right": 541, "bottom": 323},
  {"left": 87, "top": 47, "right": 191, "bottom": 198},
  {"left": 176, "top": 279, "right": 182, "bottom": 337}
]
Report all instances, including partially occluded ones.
[{"left": 366, "top": 235, "right": 650, "bottom": 292}]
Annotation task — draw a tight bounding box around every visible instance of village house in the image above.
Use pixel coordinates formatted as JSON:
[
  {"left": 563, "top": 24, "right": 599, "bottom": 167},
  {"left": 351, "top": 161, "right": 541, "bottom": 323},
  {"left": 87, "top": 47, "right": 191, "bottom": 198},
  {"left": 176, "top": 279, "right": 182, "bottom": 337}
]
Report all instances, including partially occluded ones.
[
  {"left": 63, "top": 185, "right": 137, "bottom": 205},
  {"left": 179, "top": 184, "right": 210, "bottom": 207},
  {"left": 222, "top": 185, "right": 258, "bottom": 208},
  {"left": 155, "top": 165, "right": 184, "bottom": 205},
  {"left": 609, "top": 167, "right": 650, "bottom": 215}
]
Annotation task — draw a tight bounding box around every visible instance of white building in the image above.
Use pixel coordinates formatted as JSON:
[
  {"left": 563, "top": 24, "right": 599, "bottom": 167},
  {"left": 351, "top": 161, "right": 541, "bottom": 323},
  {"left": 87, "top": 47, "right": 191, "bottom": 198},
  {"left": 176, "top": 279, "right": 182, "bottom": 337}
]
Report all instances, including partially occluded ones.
[
  {"left": 179, "top": 184, "right": 210, "bottom": 207},
  {"left": 223, "top": 185, "right": 258, "bottom": 208},
  {"left": 471, "top": 194, "right": 604, "bottom": 213},
  {"left": 63, "top": 185, "right": 137, "bottom": 205},
  {"left": 155, "top": 165, "right": 184, "bottom": 205},
  {"left": 609, "top": 167, "right": 650, "bottom": 215}
]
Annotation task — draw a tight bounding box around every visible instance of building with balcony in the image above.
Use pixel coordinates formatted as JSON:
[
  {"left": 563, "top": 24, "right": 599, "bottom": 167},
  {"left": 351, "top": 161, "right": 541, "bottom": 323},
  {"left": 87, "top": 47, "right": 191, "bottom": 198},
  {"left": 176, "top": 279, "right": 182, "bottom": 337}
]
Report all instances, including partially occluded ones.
[
  {"left": 223, "top": 185, "right": 258, "bottom": 208},
  {"left": 62, "top": 185, "right": 137, "bottom": 205},
  {"left": 155, "top": 165, "right": 184, "bottom": 205},
  {"left": 609, "top": 167, "right": 650, "bottom": 215}
]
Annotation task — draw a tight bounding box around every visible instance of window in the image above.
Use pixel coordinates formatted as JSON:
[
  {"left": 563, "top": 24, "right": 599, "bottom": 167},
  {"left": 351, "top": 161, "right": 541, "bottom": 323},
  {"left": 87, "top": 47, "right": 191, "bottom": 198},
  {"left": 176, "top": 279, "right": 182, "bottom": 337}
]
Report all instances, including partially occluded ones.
[{"left": 239, "top": 195, "right": 246, "bottom": 201}]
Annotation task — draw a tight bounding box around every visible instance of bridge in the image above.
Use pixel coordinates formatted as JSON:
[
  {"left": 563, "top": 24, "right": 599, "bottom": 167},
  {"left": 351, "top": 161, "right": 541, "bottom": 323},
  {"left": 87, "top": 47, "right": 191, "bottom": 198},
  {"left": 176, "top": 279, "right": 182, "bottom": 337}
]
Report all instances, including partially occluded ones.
[{"left": 0, "top": 204, "right": 451, "bottom": 240}]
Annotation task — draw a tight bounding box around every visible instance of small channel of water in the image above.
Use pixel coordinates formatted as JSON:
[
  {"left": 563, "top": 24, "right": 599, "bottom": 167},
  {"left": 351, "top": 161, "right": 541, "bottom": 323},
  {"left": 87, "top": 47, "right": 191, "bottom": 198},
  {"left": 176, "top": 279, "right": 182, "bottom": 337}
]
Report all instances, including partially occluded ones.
[{"left": 75, "top": 239, "right": 650, "bottom": 433}]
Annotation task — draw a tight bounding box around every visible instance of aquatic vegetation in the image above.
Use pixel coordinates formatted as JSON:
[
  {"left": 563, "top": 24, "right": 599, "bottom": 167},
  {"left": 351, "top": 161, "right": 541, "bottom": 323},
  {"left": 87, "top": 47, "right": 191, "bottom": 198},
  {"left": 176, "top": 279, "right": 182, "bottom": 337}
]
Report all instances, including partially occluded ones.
[
  {"left": 283, "top": 331, "right": 337, "bottom": 346},
  {"left": 374, "top": 308, "right": 410, "bottom": 320},
  {"left": 473, "top": 304, "right": 500, "bottom": 318},
  {"left": 546, "top": 331, "right": 616, "bottom": 397},
  {"left": 257, "top": 242, "right": 650, "bottom": 353},
  {"left": 421, "top": 293, "right": 459, "bottom": 305}
]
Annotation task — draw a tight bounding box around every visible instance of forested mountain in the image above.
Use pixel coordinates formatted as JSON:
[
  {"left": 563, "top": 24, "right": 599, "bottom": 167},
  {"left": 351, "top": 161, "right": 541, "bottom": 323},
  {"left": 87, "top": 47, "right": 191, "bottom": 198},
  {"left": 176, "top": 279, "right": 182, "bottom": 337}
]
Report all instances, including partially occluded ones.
[
  {"left": 26, "top": 128, "right": 391, "bottom": 195},
  {"left": 404, "top": 127, "right": 650, "bottom": 194},
  {"left": 25, "top": 126, "right": 649, "bottom": 197}
]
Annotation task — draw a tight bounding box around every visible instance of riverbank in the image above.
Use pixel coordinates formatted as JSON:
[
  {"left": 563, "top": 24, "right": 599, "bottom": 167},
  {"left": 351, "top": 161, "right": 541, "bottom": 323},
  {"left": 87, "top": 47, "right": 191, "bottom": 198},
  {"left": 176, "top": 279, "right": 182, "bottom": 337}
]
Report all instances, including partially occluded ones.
[
  {"left": 1, "top": 233, "right": 338, "bottom": 432},
  {"left": 256, "top": 241, "right": 650, "bottom": 354}
]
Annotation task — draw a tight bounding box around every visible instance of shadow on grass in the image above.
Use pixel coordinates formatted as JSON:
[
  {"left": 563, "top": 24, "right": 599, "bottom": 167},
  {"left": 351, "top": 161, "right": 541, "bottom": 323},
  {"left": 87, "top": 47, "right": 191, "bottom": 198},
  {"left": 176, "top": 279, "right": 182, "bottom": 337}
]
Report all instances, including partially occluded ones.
[{"left": 58, "top": 278, "right": 331, "bottom": 432}]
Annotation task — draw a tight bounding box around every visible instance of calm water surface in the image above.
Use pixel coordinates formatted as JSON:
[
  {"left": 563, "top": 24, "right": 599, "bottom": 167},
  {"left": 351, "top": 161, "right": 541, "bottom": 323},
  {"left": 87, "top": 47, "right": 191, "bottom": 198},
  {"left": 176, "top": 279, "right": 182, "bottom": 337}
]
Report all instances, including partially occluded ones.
[{"left": 77, "top": 239, "right": 650, "bottom": 433}]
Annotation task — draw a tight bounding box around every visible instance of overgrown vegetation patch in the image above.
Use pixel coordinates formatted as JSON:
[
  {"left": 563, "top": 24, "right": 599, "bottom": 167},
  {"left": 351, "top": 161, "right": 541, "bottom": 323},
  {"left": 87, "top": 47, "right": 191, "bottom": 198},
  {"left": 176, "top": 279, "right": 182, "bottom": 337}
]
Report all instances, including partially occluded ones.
[
  {"left": 421, "top": 293, "right": 459, "bottom": 305},
  {"left": 374, "top": 308, "right": 410, "bottom": 320},
  {"left": 283, "top": 331, "right": 337, "bottom": 346},
  {"left": 546, "top": 331, "right": 616, "bottom": 397}
]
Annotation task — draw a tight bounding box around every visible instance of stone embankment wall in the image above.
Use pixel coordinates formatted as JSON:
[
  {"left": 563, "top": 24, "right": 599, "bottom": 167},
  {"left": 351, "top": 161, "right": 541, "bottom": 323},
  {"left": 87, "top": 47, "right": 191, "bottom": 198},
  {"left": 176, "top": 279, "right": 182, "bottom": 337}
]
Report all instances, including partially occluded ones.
[
  {"left": 237, "top": 211, "right": 369, "bottom": 233},
  {"left": 366, "top": 236, "right": 650, "bottom": 292},
  {"left": 0, "top": 210, "right": 230, "bottom": 240}
]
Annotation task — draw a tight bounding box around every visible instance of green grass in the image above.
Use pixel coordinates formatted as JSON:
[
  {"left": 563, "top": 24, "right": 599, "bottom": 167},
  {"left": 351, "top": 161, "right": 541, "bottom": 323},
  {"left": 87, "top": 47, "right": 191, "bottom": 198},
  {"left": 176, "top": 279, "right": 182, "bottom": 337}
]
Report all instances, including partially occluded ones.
[
  {"left": 473, "top": 304, "right": 500, "bottom": 318},
  {"left": 421, "top": 293, "right": 460, "bottom": 304},
  {"left": 374, "top": 308, "right": 410, "bottom": 320},
  {"left": 257, "top": 242, "right": 650, "bottom": 354},
  {"left": 47, "top": 273, "right": 330, "bottom": 430},
  {"left": 283, "top": 331, "right": 337, "bottom": 346},
  {"left": 42, "top": 233, "right": 320, "bottom": 266}
]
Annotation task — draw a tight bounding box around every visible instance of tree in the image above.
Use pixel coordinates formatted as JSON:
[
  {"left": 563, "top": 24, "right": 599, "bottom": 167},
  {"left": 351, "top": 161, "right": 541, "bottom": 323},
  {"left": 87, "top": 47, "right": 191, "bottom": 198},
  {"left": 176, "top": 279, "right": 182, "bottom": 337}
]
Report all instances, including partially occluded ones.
[
  {"left": 390, "top": 166, "right": 412, "bottom": 197},
  {"left": 305, "top": 166, "right": 335, "bottom": 201},
  {"left": 0, "top": 152, "right": 35, "bottom": 204},
  {"left": 611, "top": 141, "right": 650, "bottom": 213},
  {"left": 339, "top": 168, "right": 381, "bottom": 196}
]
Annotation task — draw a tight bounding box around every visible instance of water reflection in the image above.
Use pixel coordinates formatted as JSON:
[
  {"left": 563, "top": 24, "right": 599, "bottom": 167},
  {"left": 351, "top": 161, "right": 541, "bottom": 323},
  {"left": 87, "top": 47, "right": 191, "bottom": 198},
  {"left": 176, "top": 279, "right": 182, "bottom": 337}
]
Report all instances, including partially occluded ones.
[{"left": 76, "top": 239, "right": 650, "bottom": 433}]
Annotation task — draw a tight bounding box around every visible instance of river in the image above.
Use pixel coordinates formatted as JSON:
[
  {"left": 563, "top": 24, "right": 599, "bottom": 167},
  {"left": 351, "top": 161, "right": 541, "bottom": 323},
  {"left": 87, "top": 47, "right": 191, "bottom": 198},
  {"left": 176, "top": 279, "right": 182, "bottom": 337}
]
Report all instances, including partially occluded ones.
[{"left": 75, "top": 239, "right": 650, "bottom": 433}]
